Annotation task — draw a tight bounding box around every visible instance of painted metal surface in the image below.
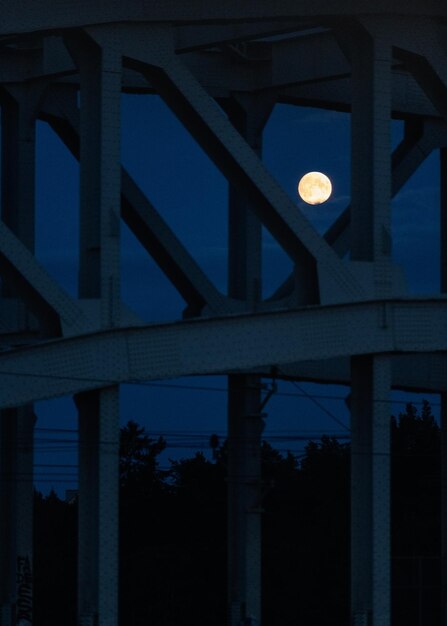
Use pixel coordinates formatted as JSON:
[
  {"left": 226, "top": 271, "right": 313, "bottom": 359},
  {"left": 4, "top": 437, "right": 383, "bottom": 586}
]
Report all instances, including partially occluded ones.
[{"left": 0, "top": 299, "right": 445, "bottom": 408}]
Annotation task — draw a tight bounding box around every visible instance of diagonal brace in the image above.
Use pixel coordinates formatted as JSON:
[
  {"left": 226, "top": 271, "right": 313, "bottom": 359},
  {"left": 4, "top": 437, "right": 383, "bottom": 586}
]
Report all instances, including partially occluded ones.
[
  {"left": 0, "top": 220, "right": 91, "bottom": 335},
  {"left": 121, "top": 169, "right": 233, "bottom": 315},
  {"left": 39, "top": 86, "right": 234, "bottom": 316},
  {"left": 123, "top": 42, "right": 366, "bottom": 303},
  {"left": 269, "top": 117, "right": 443, "bottom": 301}
]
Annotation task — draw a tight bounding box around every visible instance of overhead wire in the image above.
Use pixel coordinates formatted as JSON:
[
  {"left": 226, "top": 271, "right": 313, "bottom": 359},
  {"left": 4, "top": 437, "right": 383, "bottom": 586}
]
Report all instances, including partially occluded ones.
[
  {"left": 0, "top": 363, "right": 438, "bottom": 492},
  {"left": 0, "top": 365, "right": 439, "bottom": 406},
  {"left": 276, "top": 367, "right": 350, "bottom": 431}
]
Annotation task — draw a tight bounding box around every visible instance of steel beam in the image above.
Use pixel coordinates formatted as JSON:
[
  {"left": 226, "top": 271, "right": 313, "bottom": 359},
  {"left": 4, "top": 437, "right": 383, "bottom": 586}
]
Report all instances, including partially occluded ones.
[
  {"left": 441, "top": 145, "right": 447, "bottom": 626},
  {"left": 121, "top": 169, "right": 234, "bottom": 316},
  {"left": 226, "top": 95, "right": 272, "bottom": 626},
  {"left": 123, "top": 35, "right": 366, "bottom": 303},
  {"left": 175, "top": 22, "right": 305, "bottom": 53},
  {"left": 1, "top": 84, "right": 38, "bottom": 330},
  {"left": 0, "top": 298, "right": 445, "bottom": 409},
  {"left": 75, "top": 388, "right": 119, "bottom": 626},
  {"left": 227, "top": 375, "right": 264, "bottom": 626},
  {"left": 269, "top": 116, "right": 441, "bottom": 301},
  {"left": 0, "top": 85, "right": 37, "bottom": 626},
  {"left": 442, "top": 394, "right": 447, "bottom": 626},
  {"left": 256, "top": 353, "right": 447, "bottom": 393},
  {"left": 0, "top": 221, "right": 92, "bottom": 336},
  {"left": 347, "top": 23, "right": 392, "bottom": 626},
  {"left": 351, "top": 356, "right": 391, "bottom": 626},
  {"left": 0, "top": 32, "right": 438, "bottom": 119},
  {"left": 0, "top": 9, "right": 445, "bottom": 626},
  {"left": 39, "top": 84, "right": 235, "bottom": 316},
  {"left": 67, "top": 28, "right": 122, "bottom": 626},
  {"left": 1, "top": 1, "right": 446, "bottom": 39}
]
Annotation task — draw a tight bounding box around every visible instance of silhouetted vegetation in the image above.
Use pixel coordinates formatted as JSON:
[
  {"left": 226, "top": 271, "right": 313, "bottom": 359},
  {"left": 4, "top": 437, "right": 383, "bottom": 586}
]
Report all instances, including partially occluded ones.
[
  {"left": 391, "top": 401, "right": 441, "bottom": 626},
  {"left": 34, "top": 489, "right": 77, "bottom": 626},
  {"left": 33, "top": 403, "right": 441, "bottom": 626}
]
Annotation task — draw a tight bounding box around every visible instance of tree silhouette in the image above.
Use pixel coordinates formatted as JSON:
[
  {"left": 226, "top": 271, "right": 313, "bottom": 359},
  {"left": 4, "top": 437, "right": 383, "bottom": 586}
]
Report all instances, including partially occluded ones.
[
  {"left": 391, "top": 401, "right": 441, "bottom": 626},
  {"left": 33, "top": 402, "right": 441, "bottom": 626},
  {"left": 33, "top": 489, "right": 77, "bottom": 626},
  {"left": 263, "top": 436, "right": 349, "bottom": 626},
  {"left": 119, "top": 421, "right": 171, "bottom": 625},
  {"left": 120, "top": 420, "right": 167, "bottom": 493}
]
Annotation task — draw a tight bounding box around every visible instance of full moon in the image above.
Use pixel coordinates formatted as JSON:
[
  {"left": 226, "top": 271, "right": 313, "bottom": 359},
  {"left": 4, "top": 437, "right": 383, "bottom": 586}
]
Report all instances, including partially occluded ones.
[{"left": 298, "top": 171, "right": 332, "bottom": 205}]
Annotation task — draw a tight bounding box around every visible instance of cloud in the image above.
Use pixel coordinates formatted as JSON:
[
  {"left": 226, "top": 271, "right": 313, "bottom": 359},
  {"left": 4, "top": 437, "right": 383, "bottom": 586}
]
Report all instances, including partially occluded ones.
[{"left": 288, "top": 109, "right": 349, "bottom": 127}]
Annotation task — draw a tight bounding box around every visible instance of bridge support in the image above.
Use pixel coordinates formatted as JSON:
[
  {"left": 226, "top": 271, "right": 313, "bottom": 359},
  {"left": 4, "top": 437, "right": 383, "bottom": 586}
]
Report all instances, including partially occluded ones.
[
  {"left": 227, "top": 95, "right": 272, "bottom": 626},
  {"left": 351, "top": 357, "right": 391, "bottom": 626},
  {"left": 0, "top": 10, "right": 446, "bottom": 626},
  {"left": 71, "top": 28, "right": 122, "bottom": 626},
  {"left": 440, "top": 148, "right": 447, "bottom": 626},
  {"left": 76, "top": 388, "right": 120, "bottom": 626},
  {"left": 0, "top": 82, "right": 37, "bottom": 626},
  {"left": 348, "top": 22, "right": 392, "bottom": 626}
]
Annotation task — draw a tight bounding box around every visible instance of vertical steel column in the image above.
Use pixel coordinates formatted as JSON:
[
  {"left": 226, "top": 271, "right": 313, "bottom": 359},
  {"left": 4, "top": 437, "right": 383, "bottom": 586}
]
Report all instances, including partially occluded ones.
[
  {"left": 351, "top": 357, "right": 391, "bottom": 626},
  {"left": 0, "top": 412, "right": 14, "bottom": 626},
  {"left": 349, "top": 23, "right": 392, "bottom": 626},
  {"left": 0, "top": 87, "right": 37, "bottom": 626},
  {"left": 227, "top": 95, "right": 272, "bottom": 626},
  {"left": 75, "top": 388, "right": 120, "bottom": 626},
  {"left": 0, "top": 85, "right": 36, "bottom": 322},
  {"left": 442, "top": 391, "right": 447, "bottom": 626},
  {"left": 1, "top": 87, "right": 36, "bottom": 255},
  {"left": 440, "top": 147, "right": 447, "bottom": 625},
  {"left": 72, "top": 28, "right": 122, "bottom": 626},
  {"left": 350, "top": 27, "right": 392, "bottom": 295},
  {"left": 75, "top": 30, "right": 121, "bottom": 326}
]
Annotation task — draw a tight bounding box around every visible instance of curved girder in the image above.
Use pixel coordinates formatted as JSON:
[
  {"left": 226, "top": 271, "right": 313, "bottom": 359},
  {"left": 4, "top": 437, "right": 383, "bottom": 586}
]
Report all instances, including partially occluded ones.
[
  {"left": 0, "top": 297, "right": 446, "bottom": 408},
  {"left": 1, "top": 1, "right": 446, "bottom": 39}
]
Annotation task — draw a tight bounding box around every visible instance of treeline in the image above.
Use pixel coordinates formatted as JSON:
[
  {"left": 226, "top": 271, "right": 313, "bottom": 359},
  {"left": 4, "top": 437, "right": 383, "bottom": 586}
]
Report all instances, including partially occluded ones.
[{"left": 34, "top": 401, "right": 441, "bottom": 626}]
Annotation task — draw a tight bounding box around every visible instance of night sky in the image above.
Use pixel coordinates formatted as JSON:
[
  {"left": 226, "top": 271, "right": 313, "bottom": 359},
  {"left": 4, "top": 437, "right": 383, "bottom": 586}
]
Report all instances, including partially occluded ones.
[{"left": 32, "top": 95, "right": 440, "bottom": 493}]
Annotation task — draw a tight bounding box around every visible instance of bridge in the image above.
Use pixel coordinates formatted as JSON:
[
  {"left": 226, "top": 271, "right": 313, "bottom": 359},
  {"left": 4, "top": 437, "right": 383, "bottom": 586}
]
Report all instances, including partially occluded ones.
[{"left": 0, "top": 2, "right": 446, "bottom": 625}]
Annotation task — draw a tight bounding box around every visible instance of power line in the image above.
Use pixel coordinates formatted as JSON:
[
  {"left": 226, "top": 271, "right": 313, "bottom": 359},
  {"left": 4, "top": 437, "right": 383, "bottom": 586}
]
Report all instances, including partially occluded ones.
[
  {"left": 0, "top": 366, "right": 439, "bottom": 407},
  {"left": 5, "top": 432, "right": 354, "bottom": 449},
  {"left": 276, "top": 367, "right": 350, "bottom": 431}
]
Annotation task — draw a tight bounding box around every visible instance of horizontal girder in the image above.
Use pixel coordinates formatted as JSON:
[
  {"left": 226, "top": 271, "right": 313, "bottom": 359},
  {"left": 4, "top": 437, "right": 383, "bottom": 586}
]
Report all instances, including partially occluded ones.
[
  {"left": 0, "top": 29, "right": 438, "bottom": 120},
  {"left": 1, "top": 1, "right": 446, "bottom": 38},
  {"left": 259, "top": 354, "right": 447, "bottom": 393},
  {"left": 0, "top": 298, "right": 446, "bottom": 408}
]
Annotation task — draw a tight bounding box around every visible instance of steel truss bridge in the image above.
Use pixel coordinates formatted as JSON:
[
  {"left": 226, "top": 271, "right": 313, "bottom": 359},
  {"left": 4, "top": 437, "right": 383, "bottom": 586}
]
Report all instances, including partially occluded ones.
[{"left": 0, "top": 2, "right": 447, "bottom": 625}]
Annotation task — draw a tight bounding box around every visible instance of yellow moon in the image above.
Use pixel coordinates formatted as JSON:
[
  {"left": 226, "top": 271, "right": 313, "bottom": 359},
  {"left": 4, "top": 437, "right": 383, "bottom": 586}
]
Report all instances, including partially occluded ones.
[{"left": 298, "top": 171, "right": 332, "bottom": 205}]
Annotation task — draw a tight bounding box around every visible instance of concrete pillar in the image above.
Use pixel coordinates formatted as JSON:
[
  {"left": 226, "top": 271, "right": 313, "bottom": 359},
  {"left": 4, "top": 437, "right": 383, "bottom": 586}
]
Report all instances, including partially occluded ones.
[
  {"left": 348, "top": 23, "right": 392, "bottom": 626},
  {"left": 0, "top": 86, "right": 37, "bottom": 626},
  {"left": 227, "top": 95, "right": 273, "bottom": 626},
  {"left": 71, "top": 28, "right": 122, "bottom": 626},
  {"left": 0, "top": 407, "right": 35, "bottom": 626}
]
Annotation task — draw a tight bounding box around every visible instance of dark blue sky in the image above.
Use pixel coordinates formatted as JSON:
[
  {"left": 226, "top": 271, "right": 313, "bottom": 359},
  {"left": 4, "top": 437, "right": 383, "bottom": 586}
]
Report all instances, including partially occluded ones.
[{"left": 32, "top": 96, "right": 440, "bottom": 493}]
